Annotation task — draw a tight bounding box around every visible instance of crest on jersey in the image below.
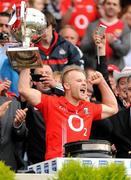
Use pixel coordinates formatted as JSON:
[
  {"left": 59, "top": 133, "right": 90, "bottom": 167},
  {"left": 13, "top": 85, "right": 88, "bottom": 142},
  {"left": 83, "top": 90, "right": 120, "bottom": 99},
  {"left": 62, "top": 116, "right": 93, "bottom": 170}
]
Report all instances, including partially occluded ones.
[
  {"left": 84, "top": 108, "right": 90, "bottom": 115},
  {"left": 59, "top": 48, "right": 66, "bottom": 55}
]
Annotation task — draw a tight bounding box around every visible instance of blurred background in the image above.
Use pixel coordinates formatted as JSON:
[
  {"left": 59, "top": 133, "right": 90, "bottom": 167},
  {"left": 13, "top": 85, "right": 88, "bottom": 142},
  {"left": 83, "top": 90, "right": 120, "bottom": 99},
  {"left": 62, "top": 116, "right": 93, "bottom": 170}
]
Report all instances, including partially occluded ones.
[{"left": 0, "top": 0, "right": 130, "bottom": 13}]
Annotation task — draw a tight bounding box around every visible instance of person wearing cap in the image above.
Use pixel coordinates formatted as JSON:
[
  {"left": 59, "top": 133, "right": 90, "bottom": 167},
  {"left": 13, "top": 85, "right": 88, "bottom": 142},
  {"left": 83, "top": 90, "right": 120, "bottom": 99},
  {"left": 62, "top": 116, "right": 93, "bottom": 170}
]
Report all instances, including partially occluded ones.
[
  {"left": 107, "top": 64, "right": 120, "bottom": 96},
  {"left": 113, "top": 66, "right": 131, "bottom": 109},
  {"left": 107, "top": 75, "right": 131, "bottom": 158}
]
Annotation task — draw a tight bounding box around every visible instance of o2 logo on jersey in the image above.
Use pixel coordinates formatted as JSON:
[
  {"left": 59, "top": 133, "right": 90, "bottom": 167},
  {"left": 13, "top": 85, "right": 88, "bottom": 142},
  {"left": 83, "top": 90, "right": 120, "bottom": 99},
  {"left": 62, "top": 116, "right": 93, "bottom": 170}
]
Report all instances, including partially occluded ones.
[
  {"left": 68, "top": 115, "right": 87, "bottom": 136},
  {"left": 74, "top": 15, "right": 89, "bottom": 29}
]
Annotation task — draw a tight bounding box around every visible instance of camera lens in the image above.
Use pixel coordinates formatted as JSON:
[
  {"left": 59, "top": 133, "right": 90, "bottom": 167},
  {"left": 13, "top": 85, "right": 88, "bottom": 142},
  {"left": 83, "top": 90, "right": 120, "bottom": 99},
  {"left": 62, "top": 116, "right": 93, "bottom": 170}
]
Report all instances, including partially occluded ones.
[{"left": 0, "top": 32, "right": 9, "bottom": 40}]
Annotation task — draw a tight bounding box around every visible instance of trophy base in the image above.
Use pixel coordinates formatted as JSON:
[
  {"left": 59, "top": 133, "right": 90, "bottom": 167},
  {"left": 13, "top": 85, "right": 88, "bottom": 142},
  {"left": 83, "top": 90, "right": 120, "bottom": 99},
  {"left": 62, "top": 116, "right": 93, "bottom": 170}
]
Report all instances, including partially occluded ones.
[{"left": 7, "top": 46, "right": 43, "bottom": 69}]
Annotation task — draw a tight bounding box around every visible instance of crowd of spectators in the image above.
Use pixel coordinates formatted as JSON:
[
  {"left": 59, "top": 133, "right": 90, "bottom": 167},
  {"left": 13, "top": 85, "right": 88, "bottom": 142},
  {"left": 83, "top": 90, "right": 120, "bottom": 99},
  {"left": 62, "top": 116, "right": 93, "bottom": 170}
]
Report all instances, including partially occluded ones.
[{"left": 0, "top": 0, "right": 131, "bottom": 172}]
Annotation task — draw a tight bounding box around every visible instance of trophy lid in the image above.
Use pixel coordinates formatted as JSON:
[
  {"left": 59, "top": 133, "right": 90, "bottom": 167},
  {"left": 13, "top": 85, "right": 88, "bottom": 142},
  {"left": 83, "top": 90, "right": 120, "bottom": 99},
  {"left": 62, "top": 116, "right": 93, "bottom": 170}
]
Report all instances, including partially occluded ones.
[{"left": 26, "top": 8, "right": 47, "bottom": 29}]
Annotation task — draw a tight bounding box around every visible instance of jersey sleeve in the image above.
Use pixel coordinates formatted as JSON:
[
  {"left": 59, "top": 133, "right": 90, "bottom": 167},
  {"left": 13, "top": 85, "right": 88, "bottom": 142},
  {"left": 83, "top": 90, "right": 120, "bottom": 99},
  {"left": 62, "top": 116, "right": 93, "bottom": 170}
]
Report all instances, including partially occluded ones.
[
  {"left": 35, "top": 94, "right": 49, "bottom": 112},
  {"left": 90, "top": 102, "right": 102, "bottom": 120}
]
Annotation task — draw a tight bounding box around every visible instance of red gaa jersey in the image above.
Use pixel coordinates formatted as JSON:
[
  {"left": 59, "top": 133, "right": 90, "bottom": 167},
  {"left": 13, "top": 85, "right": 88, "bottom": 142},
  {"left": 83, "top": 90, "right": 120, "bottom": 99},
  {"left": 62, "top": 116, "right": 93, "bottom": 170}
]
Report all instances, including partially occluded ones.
[
  {"left": 60, "top": 0, "right": 97, "bottom": 38},
  {"left": 0, "top": 0, "right": 28, "bottom": 12},
  {"left": 35, "top": 95, "right": 102, "bottom": 160}
]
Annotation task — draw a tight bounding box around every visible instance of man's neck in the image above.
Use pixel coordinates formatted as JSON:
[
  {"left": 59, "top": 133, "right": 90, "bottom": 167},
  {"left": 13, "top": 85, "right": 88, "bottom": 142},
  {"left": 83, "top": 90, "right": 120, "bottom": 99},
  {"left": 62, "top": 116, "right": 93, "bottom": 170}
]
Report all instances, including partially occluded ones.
[
  {"left": 41, "top": 39, "right": 51, "bottom": 48},
  {"left": 41, "top": 35, "right": 53, "bottom": 48},
  {"left": 100, "top": 16, "right": 119, "bottom": 26},
  {"left": 65, "top": 94, "right": 80, "bottom": 106}
]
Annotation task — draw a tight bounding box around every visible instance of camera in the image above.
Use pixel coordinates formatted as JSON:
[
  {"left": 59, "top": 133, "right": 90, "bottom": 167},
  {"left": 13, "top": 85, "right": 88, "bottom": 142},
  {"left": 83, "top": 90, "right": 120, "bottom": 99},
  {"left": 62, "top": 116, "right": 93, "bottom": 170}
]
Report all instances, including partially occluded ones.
[
  {"left": 31, "top": 74, "right": 44, "bottom": 82},
  {"left": 0, "top": 32, "right": 9, "bottom": 41}
]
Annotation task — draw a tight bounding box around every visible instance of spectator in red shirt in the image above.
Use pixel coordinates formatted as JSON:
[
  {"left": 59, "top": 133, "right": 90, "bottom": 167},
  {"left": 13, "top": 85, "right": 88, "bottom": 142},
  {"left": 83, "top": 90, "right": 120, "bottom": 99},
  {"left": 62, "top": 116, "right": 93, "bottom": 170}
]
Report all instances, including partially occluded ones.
[{"left": 81, "top": 0, "right": 130, "bottom": 70}]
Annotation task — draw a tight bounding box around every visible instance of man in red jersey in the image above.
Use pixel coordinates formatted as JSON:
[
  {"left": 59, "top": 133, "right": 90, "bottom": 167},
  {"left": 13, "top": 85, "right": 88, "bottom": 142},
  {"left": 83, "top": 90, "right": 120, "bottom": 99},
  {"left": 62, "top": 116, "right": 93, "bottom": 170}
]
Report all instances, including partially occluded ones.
[{"left": 18, "top": 65, "right": 118, "bottom": 160}]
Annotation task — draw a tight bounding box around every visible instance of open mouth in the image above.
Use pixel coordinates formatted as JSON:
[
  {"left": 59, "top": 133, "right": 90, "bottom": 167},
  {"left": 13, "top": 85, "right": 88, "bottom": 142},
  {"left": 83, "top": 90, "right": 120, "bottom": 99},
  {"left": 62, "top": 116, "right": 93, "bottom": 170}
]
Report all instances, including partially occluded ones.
[{"left": 80, "top": 88, "right": 86, "bottom": 95}]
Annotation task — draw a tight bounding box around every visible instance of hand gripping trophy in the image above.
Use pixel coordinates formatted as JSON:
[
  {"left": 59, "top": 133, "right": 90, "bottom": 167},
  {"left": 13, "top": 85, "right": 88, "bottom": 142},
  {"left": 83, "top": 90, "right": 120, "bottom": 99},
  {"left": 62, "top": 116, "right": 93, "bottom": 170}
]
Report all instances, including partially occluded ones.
[{"left": 6, "top": 1, "right": 47, "bottom": 69}]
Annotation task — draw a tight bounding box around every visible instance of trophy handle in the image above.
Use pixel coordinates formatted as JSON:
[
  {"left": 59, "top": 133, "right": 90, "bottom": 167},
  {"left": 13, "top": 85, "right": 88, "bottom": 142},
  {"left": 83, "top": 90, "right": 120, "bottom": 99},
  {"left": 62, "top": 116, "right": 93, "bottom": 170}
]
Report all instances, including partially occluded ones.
[{"left": 21, "top": 1, "right": 31, "bottom": 47}]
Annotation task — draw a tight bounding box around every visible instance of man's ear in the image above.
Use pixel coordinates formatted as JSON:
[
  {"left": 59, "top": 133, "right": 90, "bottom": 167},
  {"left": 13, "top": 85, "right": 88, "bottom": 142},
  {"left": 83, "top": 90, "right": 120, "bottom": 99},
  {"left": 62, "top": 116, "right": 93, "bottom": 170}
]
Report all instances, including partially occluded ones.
[{"left": 63, "top": 82, "right": 70, "bottom": 90}]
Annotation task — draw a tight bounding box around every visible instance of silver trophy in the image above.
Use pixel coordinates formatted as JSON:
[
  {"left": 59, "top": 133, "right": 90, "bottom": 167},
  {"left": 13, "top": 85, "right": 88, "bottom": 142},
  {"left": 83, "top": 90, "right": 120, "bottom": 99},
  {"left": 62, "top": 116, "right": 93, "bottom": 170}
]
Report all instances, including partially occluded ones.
[{"left": 6, "top": 1, "right": 47, "bottom": 69}]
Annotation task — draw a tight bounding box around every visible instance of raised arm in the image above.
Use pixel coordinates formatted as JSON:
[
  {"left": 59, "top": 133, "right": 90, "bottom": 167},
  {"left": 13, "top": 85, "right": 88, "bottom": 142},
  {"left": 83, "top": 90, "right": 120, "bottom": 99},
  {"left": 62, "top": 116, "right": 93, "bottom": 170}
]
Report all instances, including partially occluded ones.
[
  {"left": 92, "top": 30, "right": 111, "bottom": 101},
  {"left": 89, "top": 71, "right": 118, "bottom": 119},
  {"left": 80, "top": 21, "right": 98, "bottom": 55},
  {"left": 18, "top": 69, "right": 41, "bottom": 106}
]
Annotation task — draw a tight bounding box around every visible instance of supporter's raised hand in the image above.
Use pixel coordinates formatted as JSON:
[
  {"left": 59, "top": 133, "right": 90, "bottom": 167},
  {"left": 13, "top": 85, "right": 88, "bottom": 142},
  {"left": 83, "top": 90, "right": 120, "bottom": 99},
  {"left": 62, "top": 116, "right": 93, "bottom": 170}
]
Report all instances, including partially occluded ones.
[
  {"left": 93, "top": 30, "right": 106, "bottom": 56},
  {"left": 0, "top": 100, "right": 12, "bottom": 118},
  {"left": 88, "top": 71, "right": 104, "bottom": 85},
  {"left": 14, "top": 108, "right": 28, "bottom": 127}
]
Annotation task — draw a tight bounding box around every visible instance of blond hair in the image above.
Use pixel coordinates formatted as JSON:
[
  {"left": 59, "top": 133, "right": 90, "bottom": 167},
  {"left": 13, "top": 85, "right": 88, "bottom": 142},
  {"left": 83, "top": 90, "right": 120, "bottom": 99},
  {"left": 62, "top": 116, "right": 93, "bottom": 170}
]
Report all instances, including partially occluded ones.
[{"left": 61, "top": 65, "right": 85, "bottom": 84}]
